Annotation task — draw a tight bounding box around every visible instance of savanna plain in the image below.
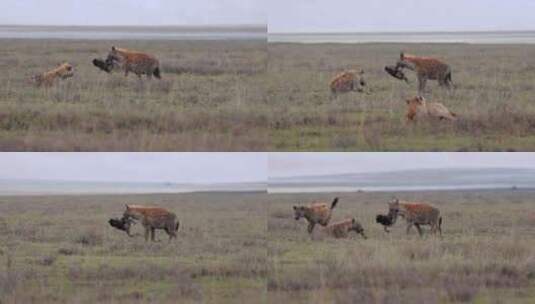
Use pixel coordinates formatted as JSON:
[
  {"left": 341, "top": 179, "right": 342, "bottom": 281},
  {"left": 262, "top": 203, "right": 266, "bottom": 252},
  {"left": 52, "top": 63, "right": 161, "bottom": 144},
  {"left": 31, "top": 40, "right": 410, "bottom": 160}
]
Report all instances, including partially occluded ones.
[
  {"left": 0, "top": 39, "right": 267, "bottom": 151},
  {"left": 268, "top": 190, "right": 535, "bottom": 303},
  {"left": 0, "top": 192, "right": 267, "bottom": 303},
  {"left": 268, "top": 43, "right": 535, "bottom": 151}
]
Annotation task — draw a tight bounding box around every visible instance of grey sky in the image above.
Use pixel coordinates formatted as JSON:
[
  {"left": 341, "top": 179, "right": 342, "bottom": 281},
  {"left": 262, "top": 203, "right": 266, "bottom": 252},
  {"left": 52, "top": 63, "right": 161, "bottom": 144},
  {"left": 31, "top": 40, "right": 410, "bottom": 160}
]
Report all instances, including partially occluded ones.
[
  {"left": 0, "top": 153, "right": 267, "bottom": 184},
  {"left": 269, "top": 153, "right": 535, "bottom": 178},
  {"left": 0, "top": 0, "right": 266, "bottom": 26},
  {"left": 269, "top": 0, "right": 535, "bottom": 33}
]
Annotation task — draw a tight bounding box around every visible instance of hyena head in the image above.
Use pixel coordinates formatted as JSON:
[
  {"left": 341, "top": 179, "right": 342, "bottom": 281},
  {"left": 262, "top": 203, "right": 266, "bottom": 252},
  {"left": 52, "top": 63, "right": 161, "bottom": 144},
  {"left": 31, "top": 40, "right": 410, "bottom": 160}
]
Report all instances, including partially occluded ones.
[
  {"left": 58, "top": 63, "right": 75, "bottom": 79},
  {"left": 293, "top": 206, "right": 307, "bottom": 220},
  {"left": 123, "top": 204, "right": 142, "bottom": 221},
  {"left": 396, "top": 52, "right": 416, "bottom": 71},
  {"left": 388, "top": 197, "right": 401, "bottom": 221},
  {"left": 353, "top": 70, "right": 367, "bottom": 92},
  {"left": 106, "top": 46, "right": 123, "bottom": 64},
  {"left": 406, "top": 96, "right": 426, "bottom": 120},
  {"left": 349, "top": 218, "right": 367, "bottom": 239}
]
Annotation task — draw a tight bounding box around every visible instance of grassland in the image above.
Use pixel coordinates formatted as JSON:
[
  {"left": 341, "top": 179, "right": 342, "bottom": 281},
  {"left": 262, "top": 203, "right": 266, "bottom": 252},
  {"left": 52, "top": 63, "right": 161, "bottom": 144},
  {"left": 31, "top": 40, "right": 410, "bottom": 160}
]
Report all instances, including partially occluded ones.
[
  {"left": 0, "top": 39, "right": 267, "bottom": 151},
  {"left": 268, "top": 190, "right": 535, "bottom": 303},
  {"left": 0, "top": 192, "right": 267, "bottom": 303},
  {"left": 268, "top": 43, "right": 535, "bottom": 151}
]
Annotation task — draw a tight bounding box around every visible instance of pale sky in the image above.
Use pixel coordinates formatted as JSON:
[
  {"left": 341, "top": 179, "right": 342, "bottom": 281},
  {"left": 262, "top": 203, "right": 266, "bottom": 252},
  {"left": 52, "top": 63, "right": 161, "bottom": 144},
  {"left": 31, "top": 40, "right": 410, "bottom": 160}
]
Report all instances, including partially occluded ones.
[
  {"left": 0, "top": 0, "right": 266, "bottom": 26},
  {"left": 0, "top": 153, "right": 267, "bottom": 184},
  {"left": 269, "top": 0, "right": 535, "bottom": 33},
  {"left": 269, "top": 153, "right": 535, "bottom": 178}
]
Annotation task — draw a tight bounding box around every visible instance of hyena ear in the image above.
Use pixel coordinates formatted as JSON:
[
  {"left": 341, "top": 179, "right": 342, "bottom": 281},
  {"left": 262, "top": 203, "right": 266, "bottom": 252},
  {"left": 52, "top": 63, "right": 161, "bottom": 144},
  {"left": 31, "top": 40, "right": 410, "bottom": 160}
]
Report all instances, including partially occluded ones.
[
  {"left": 400, "top": 52, "right": 405, "bottom": 60},
  {"left": 293, "top": 206, "right": 297, "bottom": 210},
  {"left": 352, "top": 218, "right": 356, "bottom": 224},
  {"left": 125, "top": 204, "right": 129, "bottom": 209},
  {"left": 112, "top": 46, "right": 116, "bottom": 51},
  {"left": 406, "top": 99, "right": 411, "bottom": 105},
  {"left": 417, "top": 96, "right": 425, "bottom": 104}
]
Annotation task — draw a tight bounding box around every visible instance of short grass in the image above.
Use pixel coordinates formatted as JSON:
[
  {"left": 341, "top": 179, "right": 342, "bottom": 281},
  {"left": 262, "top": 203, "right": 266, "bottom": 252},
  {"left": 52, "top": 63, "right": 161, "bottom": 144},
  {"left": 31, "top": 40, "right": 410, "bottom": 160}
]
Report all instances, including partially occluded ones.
[
  {"left": 0, "top": 39, "right": 267, "bottom": 151},
  {"left": 0, "top": 192, "right": 267, "bottom": 303},
  {"left": 267, "top": 190, "right": 535, "bottom": 303},
  {"left": 268, "top": 43, "right": 535, "bottom": 151}
]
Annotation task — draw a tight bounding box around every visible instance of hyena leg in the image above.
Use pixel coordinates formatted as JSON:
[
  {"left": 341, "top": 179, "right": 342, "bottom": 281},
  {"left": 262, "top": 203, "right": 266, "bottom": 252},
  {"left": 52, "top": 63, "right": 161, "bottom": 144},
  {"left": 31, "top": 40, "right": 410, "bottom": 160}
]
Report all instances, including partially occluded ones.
[
  {"left": 414, "top": 224, "right": 423, "bottom": 237},
  {"left": 144, "top": 226, "right": 150, "bottom": 242},
  {"left": 151, "top": 227, "right": 160, "bottom": 242},
  {"left": 406, "top": 223, "right": 413, "bottom": 235},
  {"left": 417, "top": 76, "right": 427, "bottom": 95},
  {"left": 307, "top": 222, "right": 316, "bottom": 234}
]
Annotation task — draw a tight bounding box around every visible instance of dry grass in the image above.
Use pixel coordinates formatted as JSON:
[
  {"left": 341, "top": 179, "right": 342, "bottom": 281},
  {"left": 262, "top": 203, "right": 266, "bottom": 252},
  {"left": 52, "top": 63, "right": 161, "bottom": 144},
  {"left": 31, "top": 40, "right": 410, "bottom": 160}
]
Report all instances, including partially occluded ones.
[
  {"left": 268, "top": 43, "right": 535, "bottom": 151},
  {"left": 267, "top": 190, "right": 535, "bottom": 303},
  {"left": 0, "top": 39, "right": 267, "bottom": 151},
  {"left": 0, "top": 192, "right": 267, "bottom": 303}
]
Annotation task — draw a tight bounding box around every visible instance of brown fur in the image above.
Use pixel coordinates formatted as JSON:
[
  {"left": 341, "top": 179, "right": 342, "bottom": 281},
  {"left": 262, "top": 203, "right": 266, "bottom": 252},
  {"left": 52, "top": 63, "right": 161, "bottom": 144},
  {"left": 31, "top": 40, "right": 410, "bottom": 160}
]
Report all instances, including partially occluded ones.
[
  {"left": 107, "top": 46, "right": 161, "bottom": 79},
  {"left": 123, "top": 204, "right": 179, "bottom": 242},
  {"left": 388, "top": 198, "right": 442, "bottom": 237},
  {"left": 406, "top": 96, "right": 457, "bottom": 122},
  {"left": 293, "top": 197, "right": 339, "bottom": 234},
  {"left": 31, "top": 63, "right": 74, "bottom": 87},
  {"left": 329, "top": 70, "right": 366, "bottom": 94},
  {"left": 397, "top": 52, "right": 452, "bottom": 94},
  {"left": 323, "top": 218, "right": 367, "bottom": 239}
]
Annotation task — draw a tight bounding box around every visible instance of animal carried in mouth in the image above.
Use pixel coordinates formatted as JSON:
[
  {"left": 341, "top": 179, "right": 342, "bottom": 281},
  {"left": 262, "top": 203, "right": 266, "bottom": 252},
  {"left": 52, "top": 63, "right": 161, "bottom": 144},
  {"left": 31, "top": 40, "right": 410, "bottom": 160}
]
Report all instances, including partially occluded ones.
[
  {"left": 108, "top": 216, "right": 137, "bottom": 237},
  {"left": 376, "top": 214, "right": 394, "bottom": 233},
  {"left": 384, "top": 65, "right": 409, "bottom": 83}
]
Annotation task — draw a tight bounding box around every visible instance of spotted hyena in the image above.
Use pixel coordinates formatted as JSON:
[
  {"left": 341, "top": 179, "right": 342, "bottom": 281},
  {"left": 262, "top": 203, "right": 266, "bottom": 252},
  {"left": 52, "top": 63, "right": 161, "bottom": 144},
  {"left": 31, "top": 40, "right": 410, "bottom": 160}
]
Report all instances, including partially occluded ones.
[
  {"left": 405, "top": 96, "right": 457, "bottom": 122},
  {"left": 106, "top": 46, "right": 161, "bottom": 79},
  {"left": 322, "top": 218, "right": 367, "bottom": 239},
  {"left": 396, "top": 52, "right": 452, "bottom": 95},
  {"left": 329, "top": 70, "right": 367, "bottom": 94},
  {"left": 123, "top": 204, "right": 179, "bottom": 242},
  {"left": 293, "top": 197, "right": 339, "bottom": 234},
  {"left": 388, "top": 198, "right": 442, "bottom": 237},
  {"left": 30, "top": 62, "right": 74, "bottom": 87}
]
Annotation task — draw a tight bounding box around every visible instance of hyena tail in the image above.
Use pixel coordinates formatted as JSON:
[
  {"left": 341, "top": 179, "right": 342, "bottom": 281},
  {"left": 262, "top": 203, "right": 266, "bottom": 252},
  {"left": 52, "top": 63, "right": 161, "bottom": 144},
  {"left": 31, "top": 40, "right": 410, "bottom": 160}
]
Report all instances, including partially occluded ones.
[
  {"left": 175, "top": 221, "right": 180, "bottom": 232},
  {"left": 330, "top": 197, "right": 339, "bottom": 209},
  {"left": 153, "top": 67, "right": 161, "bottom": 79},
  {"left": 445, "top": 71, "right": 455, "bottom": 89}
]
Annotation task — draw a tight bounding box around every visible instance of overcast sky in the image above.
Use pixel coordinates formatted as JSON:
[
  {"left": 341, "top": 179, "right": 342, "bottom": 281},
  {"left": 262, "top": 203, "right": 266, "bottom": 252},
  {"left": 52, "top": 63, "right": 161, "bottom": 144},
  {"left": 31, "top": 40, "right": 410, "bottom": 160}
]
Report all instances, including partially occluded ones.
[
  {"left": 269, "top": 0, "right": 535, "bottom": 33},
  {"left": 0, "top": 153, "right": 267, "bottom": 184},
  {"left": 269, "top": 153, "right": 535, "bottom": 178},
  {"left": 0, "top": 0, "right": 266, "bottom": 26}
]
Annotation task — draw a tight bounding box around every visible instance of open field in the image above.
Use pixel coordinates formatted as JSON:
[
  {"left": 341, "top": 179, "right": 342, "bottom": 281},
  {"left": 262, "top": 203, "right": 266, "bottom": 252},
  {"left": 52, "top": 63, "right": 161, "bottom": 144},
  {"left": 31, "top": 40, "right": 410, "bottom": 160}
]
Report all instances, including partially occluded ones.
[
  {"left": 0, "top": 39, "right": 267, "bottom": 151},
  {"left": 268, "top": 43, "right": 535, "bottom": 151},
  {"left": 268, "top": 190, "right": 535, "bottom": 303},
  {"left": 0, "top": 192, "right": 267, "bottom": 303}
]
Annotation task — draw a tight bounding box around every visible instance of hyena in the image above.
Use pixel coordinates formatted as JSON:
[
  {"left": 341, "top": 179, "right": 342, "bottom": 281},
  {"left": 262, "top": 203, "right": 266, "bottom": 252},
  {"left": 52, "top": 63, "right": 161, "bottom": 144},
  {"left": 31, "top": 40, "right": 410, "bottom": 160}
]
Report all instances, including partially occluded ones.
[
  {"left": 30, "top": 62, "right": 74, "bottom": 87},
  {"left": 293, "top": 197, "right": 339, "bottom": 234},
  {"left": 322, "top": 218, "right": 367, "bottom": 239},
  {"left": 329, "top": 70, "right": 367, "bottom": 94},
  {"left": 388, "top": 198, "right": 442, "bottom": 237},
  {"left": 396, "top": 52, "right": 452, "bottom": 95},
  {"left": 106, "top": 46, "right": 161, "bottom": 79},
  {"left": 405, "top": 96, "right": 457, "bottom": 122},
  {"left": 123, "top": 204, "right": 179, "bottom": 242}
]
